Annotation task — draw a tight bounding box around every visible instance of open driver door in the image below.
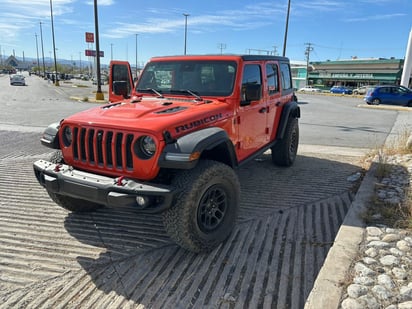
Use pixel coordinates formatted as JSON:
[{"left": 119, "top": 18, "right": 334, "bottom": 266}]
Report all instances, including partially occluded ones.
[{"left": 109, "top": 60, "right": 135, "bottom": 102}]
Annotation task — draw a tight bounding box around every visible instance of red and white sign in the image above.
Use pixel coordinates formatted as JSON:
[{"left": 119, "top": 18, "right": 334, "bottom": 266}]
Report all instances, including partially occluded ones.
[{"left": 85, "top": 32, "right": 94, "bottom": 43}]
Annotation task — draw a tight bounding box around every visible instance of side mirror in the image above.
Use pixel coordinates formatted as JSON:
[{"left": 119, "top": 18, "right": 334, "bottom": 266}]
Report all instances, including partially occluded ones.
[
  {"left": 241, "top": 84, "right": 261, "bottom": 106},
  {"left": 113, "top": 81, "right": 129, "bottom": 98}
]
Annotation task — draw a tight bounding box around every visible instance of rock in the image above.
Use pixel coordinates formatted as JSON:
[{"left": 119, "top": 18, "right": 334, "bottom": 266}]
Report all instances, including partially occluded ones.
[
  {"left": 379, "top": 255, "right": 399, "bottom": 266},
  {"left": 341, "top": 298, "right": 364, "bottom": 309},
  {"left": 382, "top": 234, "right": 401, "bottom": 242},
  {"left": 397, "top": 240, "right": 411, "bottom": 252},
  {"left": 366, "top": 226, "right": 383, "bottom": 236},
  {"left": 372, "top": 285, "right": 392, "bottom": 300},
  {"left": 368, "top": 241, "right": 391, "bottom": 249},
  {"left": 347, "top": 284, "right": 368, "bottom": 298},
  {"left": 377, "top": 274, "right": 395, "bottom": 289}
]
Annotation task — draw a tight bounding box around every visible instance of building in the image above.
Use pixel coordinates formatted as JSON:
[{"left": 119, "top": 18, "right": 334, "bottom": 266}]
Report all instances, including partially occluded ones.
[
  {"left": 2, "top": 55, "right": 31, "bottom": 71},
  {"left": 307, "top": 58, "right": 408, "bottom": 89}
]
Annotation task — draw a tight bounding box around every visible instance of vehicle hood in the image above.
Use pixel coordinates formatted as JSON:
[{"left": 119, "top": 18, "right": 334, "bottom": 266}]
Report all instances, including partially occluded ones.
[{"left": 63, "top": 96, "right": 230, "bottom": 137}]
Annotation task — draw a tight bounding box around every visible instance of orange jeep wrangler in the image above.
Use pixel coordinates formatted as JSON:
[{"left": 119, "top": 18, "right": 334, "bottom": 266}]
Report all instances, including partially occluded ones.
[{"left": 33, "top": 55, "right": 300, "bottom": 252}]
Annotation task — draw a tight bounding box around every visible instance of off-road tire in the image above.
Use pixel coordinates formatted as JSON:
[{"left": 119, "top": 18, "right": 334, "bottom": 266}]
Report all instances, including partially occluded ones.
[
  {"left": 47, "top": 151, "right": 103, "bottom": 213},
  {"left": 271, "top": 117, "right": 299, "bottom": 166},
  {"left": 162, "top": 160, "right": 240, "bottom": 252}
]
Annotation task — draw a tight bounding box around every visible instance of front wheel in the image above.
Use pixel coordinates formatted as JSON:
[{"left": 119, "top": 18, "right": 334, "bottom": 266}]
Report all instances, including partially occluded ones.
[
  {"left": 46, "top": 151, "right": 103, "bottom": 213},
  {"left": 271, "top": 117, "right": 299, "bottom": 167},
  {"left": 162, "top": 160, "right": 240, "bottom": 252}
]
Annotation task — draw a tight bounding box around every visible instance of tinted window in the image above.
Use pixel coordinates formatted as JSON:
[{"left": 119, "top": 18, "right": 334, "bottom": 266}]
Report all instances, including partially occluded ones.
[
  {"left": 280, "top": 63, "right": 292, "bottom": 90},
  {"left": 266, "top": 63, "right": 279, "bottom": 95},
  {"left": 242, "top": 64, "right": 262, "bottom": 100},
  {"left": 378, "top": 87, "right": 391, "bottom": 94},
  {"left": 136, "top": 60, "right": 236, "bottom": 96}
]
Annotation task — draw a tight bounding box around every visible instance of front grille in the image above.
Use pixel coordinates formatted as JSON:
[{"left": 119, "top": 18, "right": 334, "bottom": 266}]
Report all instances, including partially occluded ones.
[{"left": 71, "top": 127, "right": 134, "bottom": 170}]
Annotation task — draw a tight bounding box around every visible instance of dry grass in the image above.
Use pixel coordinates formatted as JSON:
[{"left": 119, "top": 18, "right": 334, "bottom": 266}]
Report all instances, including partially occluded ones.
[{"left": 361, "top": 126, "right": 412, "bottom": 229}]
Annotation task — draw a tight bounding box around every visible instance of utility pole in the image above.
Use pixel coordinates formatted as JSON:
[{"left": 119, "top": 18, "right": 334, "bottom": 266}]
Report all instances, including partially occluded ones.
[
  {"left": 50, "top": 0, "right": 59, "bottom": 86},
  {"left": 35, "top": 33, "right": 40, "bottom": 75},
  {"left": 304, "top": 43, "right": 313, "bottom": 86},
  {"left": 39, "top": 22, "right": 46, "bottom": 78},
  {"left": 93, "top": 0, "right": 104, "bottom": 100},
  {"left": 282, "top": 0, "right": 291, "bottom": 56},
  {"left": 217, "top": 43, "right": 226, "bottom": 55}
]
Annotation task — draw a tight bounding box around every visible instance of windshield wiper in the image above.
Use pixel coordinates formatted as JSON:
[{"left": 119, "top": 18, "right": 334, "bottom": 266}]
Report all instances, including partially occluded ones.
[
  {"left": 170, "top": 89, "right": 203, "bottom": 101},
  {"left": 136, "top": 88, "right": 164, "bottom": 98}
]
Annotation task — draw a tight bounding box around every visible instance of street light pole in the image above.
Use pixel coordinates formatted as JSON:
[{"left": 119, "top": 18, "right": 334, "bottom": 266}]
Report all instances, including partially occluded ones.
[
  {"left": 93, "top": 0, "right": 104, "bottom": 100},
  {"left": 135, "top": 34, "right": 138, "bottom": 78},
  {"left": 35, "top": 33, "right": 40, "bottom": 76},
  {"left": 39, "top": 21, "right": 46, "bottom": 78},
  {"left": 282, "top": 0, "right": 291, "bottom": 56},
  {"left": 183, "top": 13, "right": 189, "bottom": 55},
  {"left": 49, "top": 0, "right": 59, "bottom": 86}
]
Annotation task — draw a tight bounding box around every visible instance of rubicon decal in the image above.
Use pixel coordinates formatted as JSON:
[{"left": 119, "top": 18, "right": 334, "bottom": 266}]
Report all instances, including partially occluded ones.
[{"left": 175, "top": 113, "right": 223, "bottom": 133}]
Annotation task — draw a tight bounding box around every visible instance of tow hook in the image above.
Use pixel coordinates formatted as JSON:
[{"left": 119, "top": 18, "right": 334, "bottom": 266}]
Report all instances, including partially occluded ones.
[
  {"left": 115, "top": 176, "right": 127, "bottom": 186},
  {"left": 54, "top": 164, "right": 62, "bottom": 172}
]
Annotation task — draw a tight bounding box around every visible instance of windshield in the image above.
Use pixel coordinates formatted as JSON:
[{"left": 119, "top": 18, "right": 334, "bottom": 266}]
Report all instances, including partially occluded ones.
[{"left": 136, "top": 60, "right": 237, "bottom": 97}]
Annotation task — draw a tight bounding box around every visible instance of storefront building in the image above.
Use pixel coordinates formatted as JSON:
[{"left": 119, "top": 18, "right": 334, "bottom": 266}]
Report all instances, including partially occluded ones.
[{"left": 306, "top": 58, "right": 406, "bottom": 90}]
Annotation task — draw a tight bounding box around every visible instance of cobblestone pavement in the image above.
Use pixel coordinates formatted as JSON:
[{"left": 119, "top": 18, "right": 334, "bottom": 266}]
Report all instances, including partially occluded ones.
[{"left": 340, "top": 154, "right": 412, "bottom": 309}]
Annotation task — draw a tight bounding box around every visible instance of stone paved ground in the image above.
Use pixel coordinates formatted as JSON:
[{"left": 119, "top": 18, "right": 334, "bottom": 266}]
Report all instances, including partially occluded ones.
[{"left": 340, "top": 154, "right": 412, "bottom": 309}]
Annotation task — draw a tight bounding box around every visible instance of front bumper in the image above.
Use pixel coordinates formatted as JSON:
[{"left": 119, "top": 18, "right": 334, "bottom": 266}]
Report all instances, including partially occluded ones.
[{"left": 33, "top": 160, "right": 175, "bottom": 213}]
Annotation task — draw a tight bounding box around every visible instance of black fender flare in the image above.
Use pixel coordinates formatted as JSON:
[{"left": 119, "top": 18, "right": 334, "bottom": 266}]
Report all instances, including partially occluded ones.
[
  {"left": 276, "top": 101, "right": 300, "bottom": 140},
  {"left": 158, "top": 127, "right": 238, "bottom": 169},
  {"left": 40, "top": 122, "right": 61, "bottom": 149}
]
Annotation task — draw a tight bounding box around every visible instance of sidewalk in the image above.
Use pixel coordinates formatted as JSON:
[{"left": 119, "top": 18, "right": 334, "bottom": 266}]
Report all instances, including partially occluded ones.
[
  {"left": 305, "top": 111, "right": 412, "bottom": 308},
  {"left": 49, "top": 78, "right": 109, "bottom": 103}
]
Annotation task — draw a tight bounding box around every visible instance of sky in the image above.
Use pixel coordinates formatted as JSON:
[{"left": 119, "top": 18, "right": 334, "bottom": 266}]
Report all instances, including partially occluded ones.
[{"left": 0, "top": 0, "right": 411, "bottom": 67}]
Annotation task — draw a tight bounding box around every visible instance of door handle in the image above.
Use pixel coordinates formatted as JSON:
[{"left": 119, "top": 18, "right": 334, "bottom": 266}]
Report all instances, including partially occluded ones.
[{"left": 259, "top": 107, "right": 266, "bottom": 113}]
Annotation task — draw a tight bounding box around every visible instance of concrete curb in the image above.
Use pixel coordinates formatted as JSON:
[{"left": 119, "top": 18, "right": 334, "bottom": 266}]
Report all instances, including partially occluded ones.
[
  {"left": 304, "top": 163, "right": 376, "bottom": 309},
  {"left": 69, "top": 96, "right": 108, "bottom": 104}
]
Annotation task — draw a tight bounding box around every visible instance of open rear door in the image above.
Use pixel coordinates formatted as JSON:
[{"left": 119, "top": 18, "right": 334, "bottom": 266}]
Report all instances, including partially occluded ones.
[{"left": 109, "top": 60, "right": 134, "bottom": 102}]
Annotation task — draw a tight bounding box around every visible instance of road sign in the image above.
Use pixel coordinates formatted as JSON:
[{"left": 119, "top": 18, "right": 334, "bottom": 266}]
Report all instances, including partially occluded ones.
[
  {"left": 85, "top": 49, "right": 104, "bottom": 57},
  {"left": 85, "top": 32, "right": 94, "bottom": 43}
]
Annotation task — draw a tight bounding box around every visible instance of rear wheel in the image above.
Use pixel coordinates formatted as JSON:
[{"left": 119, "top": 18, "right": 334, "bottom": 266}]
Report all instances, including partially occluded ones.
[
  {"left": 271, "top": 117, "right": 299, "bottom": 167},
  {"left": 372, "top": 98, "right": 380, "bottom": 105},
  {"left": 46, "top": 151, "right": 103, "bottom": 213},
  {"left": 162, "top": 160, "right": 240, "bottom": 252}
]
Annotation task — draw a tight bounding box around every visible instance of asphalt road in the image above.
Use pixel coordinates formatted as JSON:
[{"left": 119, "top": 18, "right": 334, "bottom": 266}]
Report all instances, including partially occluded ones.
[{"left": 0, "top": 72, "right": 402, "bottom": 308}]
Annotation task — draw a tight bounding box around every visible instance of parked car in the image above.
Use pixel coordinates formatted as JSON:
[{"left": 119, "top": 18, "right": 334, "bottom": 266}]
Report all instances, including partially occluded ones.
[
  {"left": 364, "top": 85, "right": 412, "bottom": 107},
  {"left": 10, "top": 74, "right": 26, "bottom": 86},
  {"left": 298, "top": 86, "right": 321, "bottom": 92},
  {"left": 330, "top": 86, "right": 352, "bottom": 94},
  {"left": 353, "top": 86, "right": 372, "bottom": 95}
]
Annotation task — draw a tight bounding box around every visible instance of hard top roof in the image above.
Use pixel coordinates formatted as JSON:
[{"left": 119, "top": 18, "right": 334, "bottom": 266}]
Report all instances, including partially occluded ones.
[{"left": 149, "top": 54, "right": 290, "bottom": 63}]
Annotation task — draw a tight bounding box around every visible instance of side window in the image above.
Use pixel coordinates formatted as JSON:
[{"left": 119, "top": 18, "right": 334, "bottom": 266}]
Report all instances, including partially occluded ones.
[
  {"left": 280, "top": 63, "right": 292, "bottom": 90},
  {"left": 242, "top": 64, "right": 262, "bottom": 100},
  {"left": 380, "top": 87, "right": 389, "bottom": 94},
  {"left": 266, "top": 63, "right": 279, "bottom": 95}
]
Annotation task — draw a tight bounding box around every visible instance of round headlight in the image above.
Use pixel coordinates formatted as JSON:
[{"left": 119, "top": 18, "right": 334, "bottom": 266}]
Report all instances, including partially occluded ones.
[
  {"left": 134, "top": 135, "right": 156, "bottom": 159},
  {"left": 62, "top": 126, "right": 72, "bottom": 146}
]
